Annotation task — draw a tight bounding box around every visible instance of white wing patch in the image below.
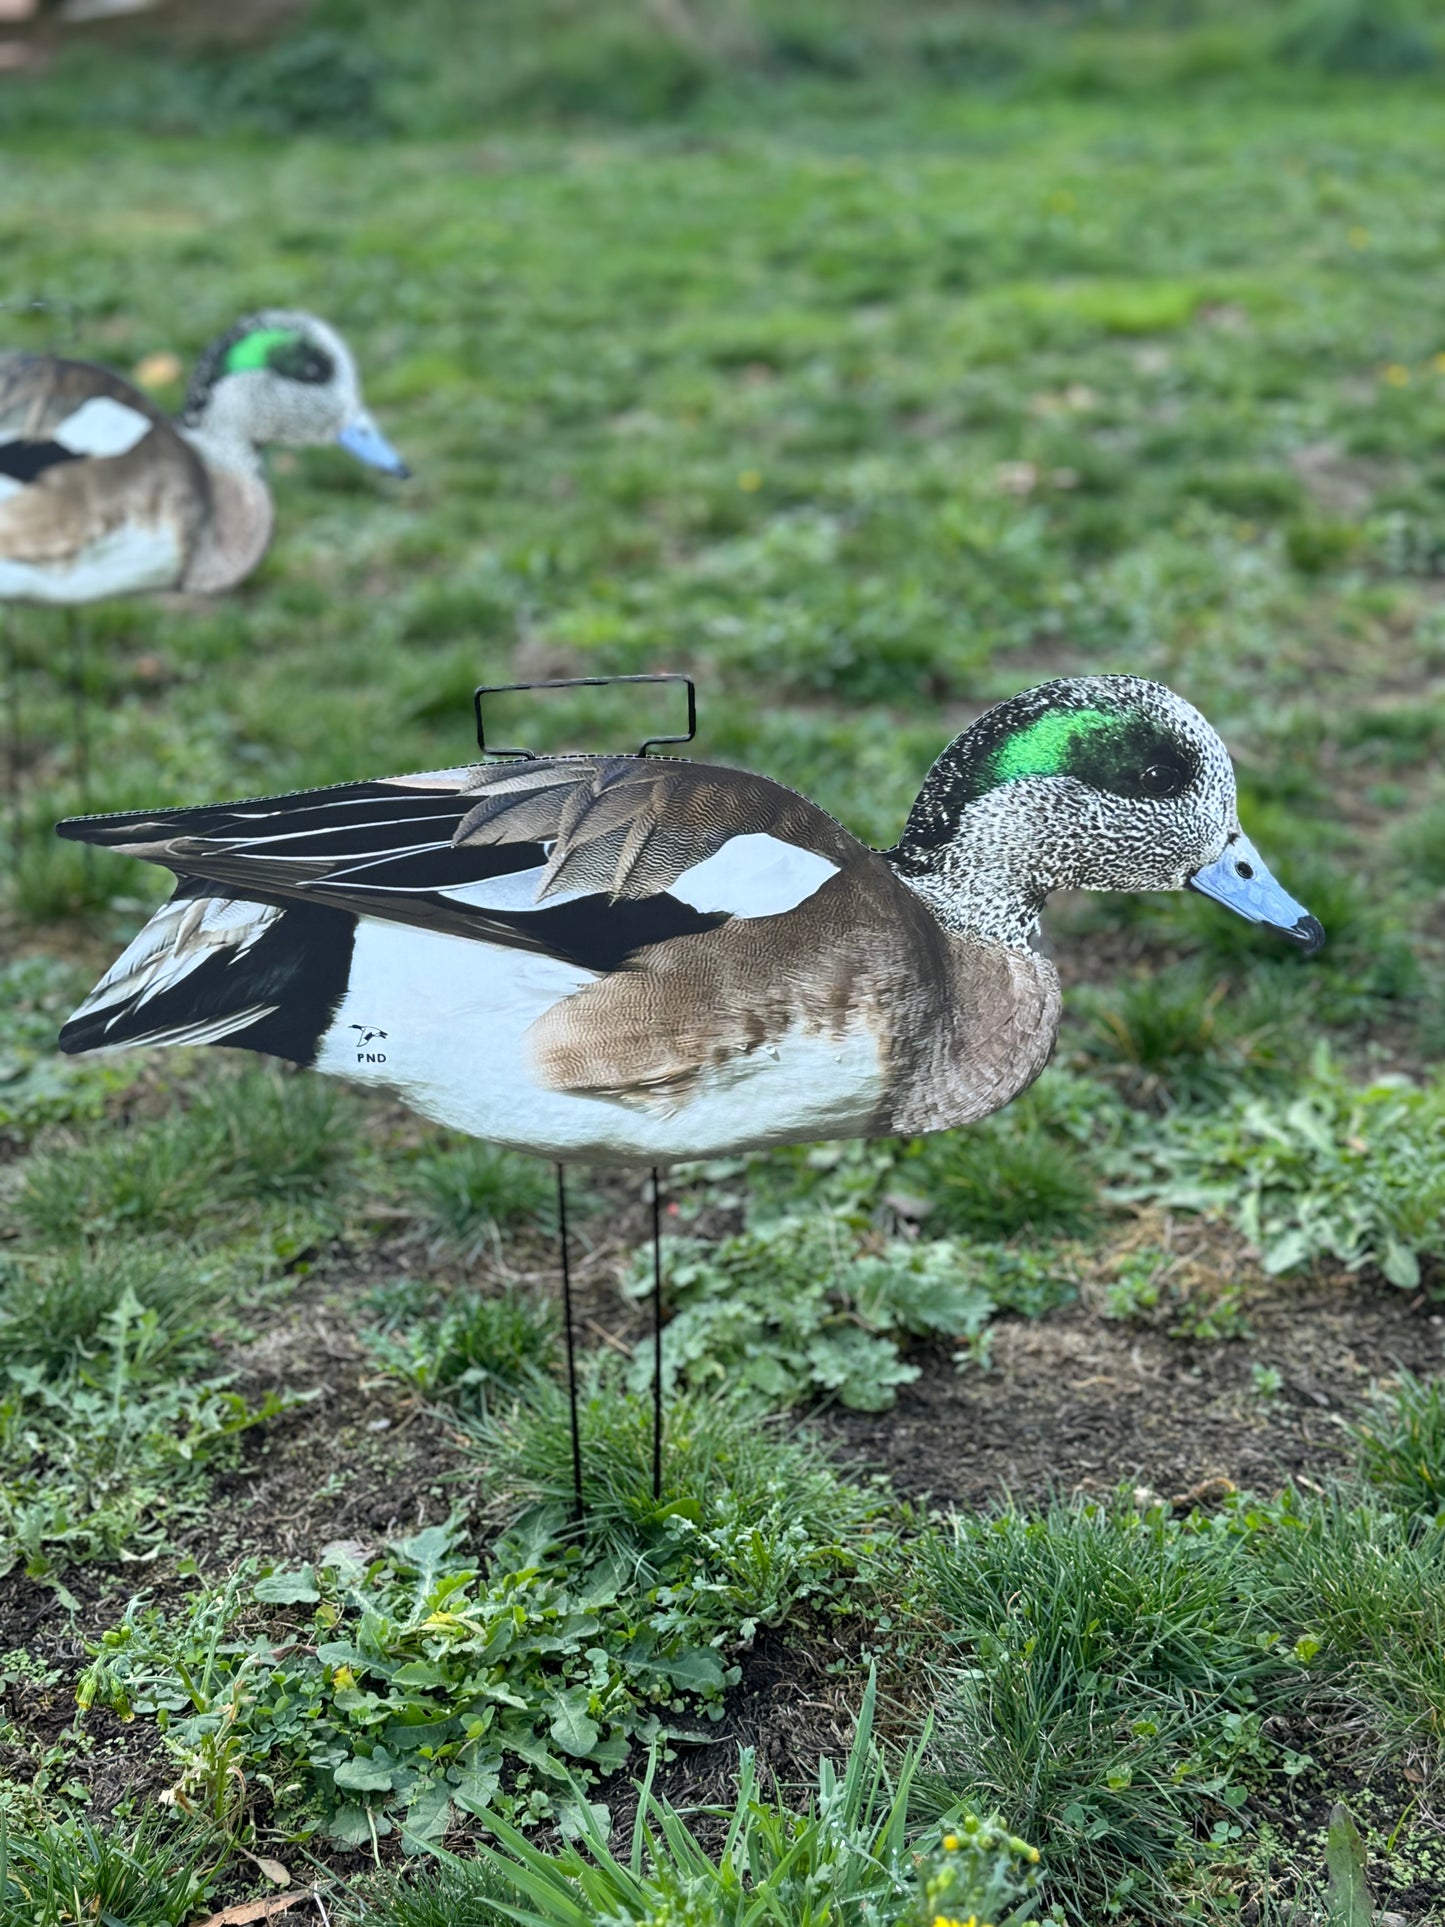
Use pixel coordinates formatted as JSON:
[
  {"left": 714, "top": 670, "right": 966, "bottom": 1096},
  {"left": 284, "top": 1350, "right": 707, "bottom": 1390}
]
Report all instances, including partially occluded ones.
[
  {"left": 434, "top": 838, "right": 836, "bottom": 918},
  {"left": 0, "top": 521, "right": 180, "bottom": 603},
  {"left": 670, "top": 833, "right": 838, "bottom": 918},
  {"left": 52, "top": 396, "right": 152, "bottom": 459},
  {"left": 73, "top": 896, "right": 282, "bottom": 1035}
]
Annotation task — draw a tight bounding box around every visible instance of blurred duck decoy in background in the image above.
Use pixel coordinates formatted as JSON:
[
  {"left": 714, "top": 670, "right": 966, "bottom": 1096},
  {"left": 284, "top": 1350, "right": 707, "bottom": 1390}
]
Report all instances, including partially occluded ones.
[
  {"left": 1, "top": 308, "right": 408, "bottom": 862},
  {"left": 55, "top": 675, "right": 1324, "bottom": 1517}
]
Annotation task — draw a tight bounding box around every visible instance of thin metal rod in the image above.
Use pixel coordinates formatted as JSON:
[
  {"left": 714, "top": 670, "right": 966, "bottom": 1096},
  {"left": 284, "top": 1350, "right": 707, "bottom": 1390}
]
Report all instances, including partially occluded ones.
[
  {"left": 4, "top": 617, "right": 20, "bottom": 875},
  {"left": 68, "top": 608, "right": 92, "bottom": 831},
  {"left": 651, "top": 1167, "right": 664, "bottom": 1503},
  {"left": 556, "top": 1163, "right": 584, "bottom": 1526}
]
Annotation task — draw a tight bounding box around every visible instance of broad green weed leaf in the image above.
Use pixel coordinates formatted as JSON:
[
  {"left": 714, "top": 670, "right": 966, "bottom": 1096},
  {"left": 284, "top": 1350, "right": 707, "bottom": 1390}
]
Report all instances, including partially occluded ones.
[
  {"left": 326, "top": 1803, "right": 386, "bottom": 1848},
  {"left": 451, "top": 1761, "right": 502, "bottom": 1816},
  {"left": 1379, "top": 1238, "right": 1420, "bottom": 1290},
  {"left": 652, "top": 1647, "right": 725, "bottom": 1694},
  {"left": 254, "top": 1565, "right": 319, "bottom": 1605},
  {"left": 1325, "top": 1801, "right": 1374, "bottom": 1927},
  {"left": 390, "top": 1523, "right": 459, "bottom": 1589},
  {"left": 334, "top": 1753, "right": 397, "bottom": 1792},
  {"left": 403, "top": 1779, "right": 453, "bottom": 1842},
  {"left": 549, "top": 1688, "right": 601, "bottom": 1758}
]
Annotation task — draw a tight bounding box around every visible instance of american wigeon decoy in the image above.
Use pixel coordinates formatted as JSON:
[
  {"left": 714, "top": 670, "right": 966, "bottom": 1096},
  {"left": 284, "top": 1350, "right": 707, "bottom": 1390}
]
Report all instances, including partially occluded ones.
[
  {"left": 56, "top": 675, "right": 1324, "bottom": 1508},
  {"left": 0, "top": 308, "right": 407, "bottom": 602},
  {"left": 56, "top": 674, "right": 1323, "bottom": 1140},
  {"left": 1, "top": 309, "right": 406, "bottom": 854}
]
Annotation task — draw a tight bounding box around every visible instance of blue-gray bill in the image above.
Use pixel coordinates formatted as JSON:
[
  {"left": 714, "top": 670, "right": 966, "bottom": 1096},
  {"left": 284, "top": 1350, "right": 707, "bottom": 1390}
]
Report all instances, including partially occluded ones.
[
  {"left": 336, "top": 415, "right": 410, "bottom": 478},
  {"left": 1188, "top": 832, "right": 1324, "bottom": 955}
]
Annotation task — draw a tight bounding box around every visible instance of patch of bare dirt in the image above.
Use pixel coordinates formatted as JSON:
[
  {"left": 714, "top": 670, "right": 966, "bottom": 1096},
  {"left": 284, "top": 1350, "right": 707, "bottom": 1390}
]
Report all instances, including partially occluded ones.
[{"left": 824, "top": 1262, "right": 1445, "bottom": 1512}]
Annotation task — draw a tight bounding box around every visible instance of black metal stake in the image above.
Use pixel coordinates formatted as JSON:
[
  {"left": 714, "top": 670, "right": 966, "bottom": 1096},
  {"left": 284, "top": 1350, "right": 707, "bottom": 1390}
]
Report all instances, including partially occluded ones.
[
  {"left": 555, "top": 1163, "right": 584, "bottom": 1527},
  {"left": 5, "top": 619, "right": 20, "bottom": 875},
  {"left": 651, "top": 1167, "right": 664, "bottom": 1502},
  {"left": 67, "top": 609, "right": 93, "bottom": 879}
]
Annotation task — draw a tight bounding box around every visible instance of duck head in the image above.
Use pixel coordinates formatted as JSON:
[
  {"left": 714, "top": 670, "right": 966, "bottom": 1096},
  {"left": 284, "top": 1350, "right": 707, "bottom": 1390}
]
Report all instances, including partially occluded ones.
[
  {"left": 891, "top": 675, "right": 1324, "bottom": 956},
  {"left": 181, "top": 309, "right": 409, "bottom": 477}
]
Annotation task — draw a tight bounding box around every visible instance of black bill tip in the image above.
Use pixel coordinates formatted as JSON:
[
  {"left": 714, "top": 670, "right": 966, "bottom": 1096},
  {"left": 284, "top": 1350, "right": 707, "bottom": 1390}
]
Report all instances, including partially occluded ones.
[{"left": 1284, "top": 913, "right": 1326, "bottom": 957}]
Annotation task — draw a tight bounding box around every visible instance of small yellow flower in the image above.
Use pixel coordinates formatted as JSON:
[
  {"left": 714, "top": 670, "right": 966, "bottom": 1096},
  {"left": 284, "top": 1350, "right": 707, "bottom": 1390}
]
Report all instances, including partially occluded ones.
[
  {"left": 942, "top": 1833, "right": 961, "bottom": 1851},
  {"left": 332, "top": 1665, "right": 356, "bottom": 1690},
  {"left": 1026, "top": 1846, "right": 1041, "bottom": 1863},
  {"left": 1347, "top": 226, "right": 1371, "bottom": 248},
  {"left": 1382, "top": 363, "right": 1411, "bottom": 387},
  {"left": 737, "top": 469, "right": 763, "bottom": 492}
]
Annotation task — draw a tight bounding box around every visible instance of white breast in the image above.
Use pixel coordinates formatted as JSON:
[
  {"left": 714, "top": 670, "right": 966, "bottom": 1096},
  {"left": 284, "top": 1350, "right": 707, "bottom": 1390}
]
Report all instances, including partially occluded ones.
[{"left": 314, "top": 917, "right": 883, "bottom": 1163}]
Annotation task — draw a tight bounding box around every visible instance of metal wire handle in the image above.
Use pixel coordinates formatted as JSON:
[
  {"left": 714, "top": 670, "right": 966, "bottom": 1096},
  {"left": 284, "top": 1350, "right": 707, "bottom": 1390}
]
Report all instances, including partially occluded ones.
[{"left": 474, "top": 673, "right": 697, "bottom": 760}]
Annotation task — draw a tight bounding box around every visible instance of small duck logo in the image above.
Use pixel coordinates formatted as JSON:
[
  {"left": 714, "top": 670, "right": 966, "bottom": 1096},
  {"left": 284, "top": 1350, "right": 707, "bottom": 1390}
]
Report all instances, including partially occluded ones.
[{"left": 350, "top": 1022, "right": 388, "bottom": 1064}]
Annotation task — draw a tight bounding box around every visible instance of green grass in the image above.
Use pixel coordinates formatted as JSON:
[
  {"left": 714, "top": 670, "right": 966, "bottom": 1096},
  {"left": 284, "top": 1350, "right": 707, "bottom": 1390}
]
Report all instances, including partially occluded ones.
[
  {"left": 919, "top": 1495, "right": 1281, "bottom": 1922},
  {"left": 1349, "top": 1370, "right": 1445, "bottom": 1516},
  {"left": 362, "top": 1279, "right": 561, "bottom": 1411},
  {"left": 472, "top": 1374, "right": 887, "bottom": 1621},
  {"left": 0, "top": 1812, "right": 223, "bottom": 1927},
  {"left": 916, "top": 1480, "right": 1445, "bottom": 1922},
  {"left": 16, "top": 1064, "right": 358, "bottom": 1243},
  {"left": 0, "top": 1242, "right": 214, "bottom": 1378},
  {"left": 401, "top": 1140, "right": 559, "bottom": 1254},
  {"left": 4, "top": 2, "right": 1445, "bottom": 1918}
]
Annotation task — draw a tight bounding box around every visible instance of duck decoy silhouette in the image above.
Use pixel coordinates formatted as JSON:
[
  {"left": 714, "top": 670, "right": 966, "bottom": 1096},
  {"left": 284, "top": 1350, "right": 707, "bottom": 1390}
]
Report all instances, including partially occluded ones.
[
  {"left": 1, "top": 309, "right": 407, "bottom": 858},
  {"left": 55, "top": 674, "right": 1324, "bottom": 1511}
]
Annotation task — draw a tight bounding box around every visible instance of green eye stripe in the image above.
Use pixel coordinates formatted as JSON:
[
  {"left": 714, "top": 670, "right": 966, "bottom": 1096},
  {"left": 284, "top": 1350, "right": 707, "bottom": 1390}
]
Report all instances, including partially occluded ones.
[
  {"left": 221, "top": 328, "right": 303, "bottom": 375},
  {"left": 990, "top": 707, "right": 1117, "bottom": 784}
]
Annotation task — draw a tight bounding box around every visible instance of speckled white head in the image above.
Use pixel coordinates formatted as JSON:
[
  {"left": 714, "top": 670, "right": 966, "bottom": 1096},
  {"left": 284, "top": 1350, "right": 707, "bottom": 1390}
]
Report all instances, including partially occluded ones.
[
  {"left": 891, "top": 675, "right": 1322, "bottom": 954},
  {"left": 180, "top": 309, "right": 407, "bottom": 476}
]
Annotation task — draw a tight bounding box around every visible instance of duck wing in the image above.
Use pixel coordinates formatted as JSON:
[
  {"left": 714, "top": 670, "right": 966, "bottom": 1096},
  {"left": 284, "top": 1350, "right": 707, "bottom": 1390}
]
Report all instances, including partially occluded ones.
[
  {"left": 0, "top": 353, "right": 203, "bottom": 591},
  {"left": 57, "top": 759, "right": 866, "bottom": 1063},
  {"left": 61, "top": 759, "right": 858, "bottom": 957},
  {"left": 452, "top": 753, "right": 860, "bottom": 900}
]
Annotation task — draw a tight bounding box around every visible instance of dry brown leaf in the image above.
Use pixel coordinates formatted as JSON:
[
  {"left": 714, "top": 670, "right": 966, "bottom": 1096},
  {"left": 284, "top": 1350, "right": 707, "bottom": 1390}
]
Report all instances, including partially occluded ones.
[{"left": 191, "top": 1893, "right": 310, "bottom": 1927}]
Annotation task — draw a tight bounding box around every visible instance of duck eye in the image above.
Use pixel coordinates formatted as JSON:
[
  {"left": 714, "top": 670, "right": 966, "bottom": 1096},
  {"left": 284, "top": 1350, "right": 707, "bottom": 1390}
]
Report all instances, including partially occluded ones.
[
  {"left": 267, "top": 338, "right": 334, "bottom": 386},
  {"left": 1138, "top": 761, "right": 1185, "bottom": 798}
]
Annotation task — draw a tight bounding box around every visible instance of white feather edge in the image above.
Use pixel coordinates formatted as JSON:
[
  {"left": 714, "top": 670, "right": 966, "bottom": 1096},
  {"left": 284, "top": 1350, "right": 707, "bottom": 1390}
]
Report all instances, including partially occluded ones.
[
  {"left": 73, "top": 898, "right": 282, "bottom": 1034},
  {"left": 116, "top": 1006, "right": 281, "bottom": 1050}
]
